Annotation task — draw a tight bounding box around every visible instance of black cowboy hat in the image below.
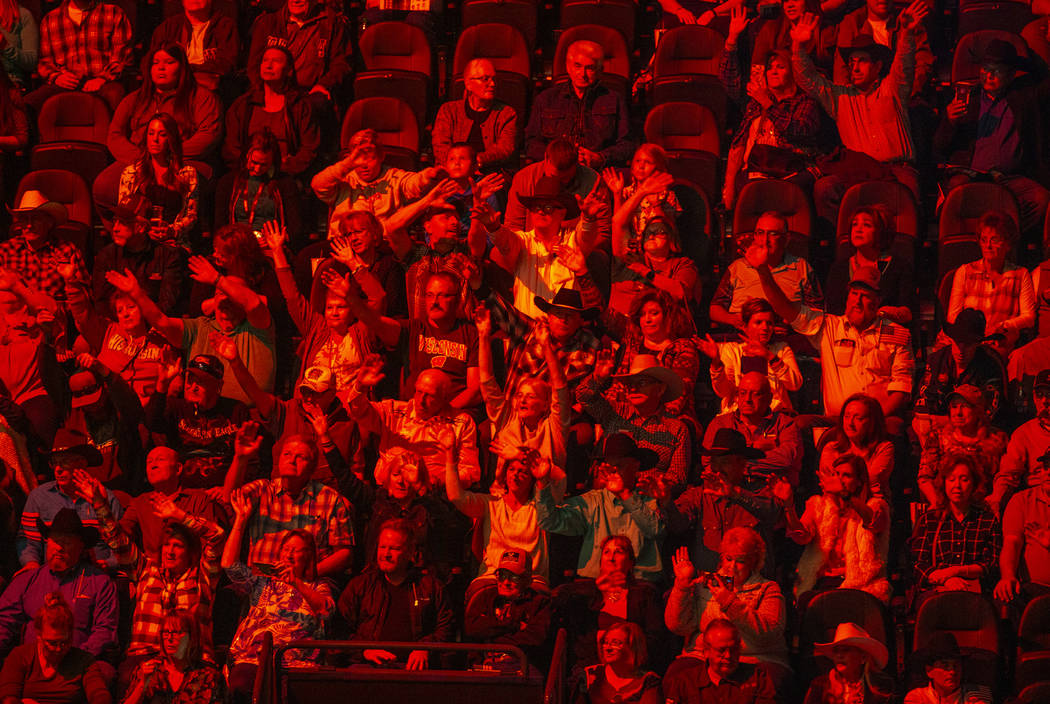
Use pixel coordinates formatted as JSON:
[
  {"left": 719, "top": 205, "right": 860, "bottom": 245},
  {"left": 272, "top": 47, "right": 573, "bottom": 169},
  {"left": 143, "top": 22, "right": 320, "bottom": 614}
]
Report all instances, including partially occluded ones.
[
  {"left": 838, "top": 34, "right": 893, "bottom": 69},
  {"left": 699, "top": 427, "right": 766, "bottom": 460},
  {"left": 517, "top": 176, "right": 580, "bottom": 220},
  {"left": 534, "top": 287, "right": 600, "bottom": 320}
]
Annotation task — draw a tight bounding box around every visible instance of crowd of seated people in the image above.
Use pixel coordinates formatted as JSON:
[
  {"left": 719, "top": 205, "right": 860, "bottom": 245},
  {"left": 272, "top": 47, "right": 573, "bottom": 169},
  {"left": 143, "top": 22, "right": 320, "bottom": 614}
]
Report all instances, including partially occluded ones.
[{"left": 3, "top": 0, "right": 1050, "bottom": 701}]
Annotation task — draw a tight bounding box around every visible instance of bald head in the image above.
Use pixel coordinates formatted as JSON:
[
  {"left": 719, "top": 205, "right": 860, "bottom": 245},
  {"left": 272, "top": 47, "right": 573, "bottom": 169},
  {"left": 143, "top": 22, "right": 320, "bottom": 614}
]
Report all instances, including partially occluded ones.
[
  {"left": 737, "top": 371, "right": 772, "bottom": 418},
  {"left": 566, "top": 40, "right": 603, "bottom": 94},
  {"left": 414, "top": 369, "right": 453, "bottom": 419},
  {"left": 146, "top": 446, "right": 182, "bottom": 490}
]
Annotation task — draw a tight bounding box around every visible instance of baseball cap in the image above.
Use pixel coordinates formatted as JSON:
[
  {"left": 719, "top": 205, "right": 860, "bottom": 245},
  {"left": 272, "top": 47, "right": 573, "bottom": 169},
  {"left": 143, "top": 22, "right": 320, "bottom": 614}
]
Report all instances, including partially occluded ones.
[
  {"left": 299, "top": 366, "right": 333, "bottom": 394},
  {"left": 848, "top": 266, "right": 882, "bottom": 295},
  {"left": 187, "top": 354, "right": 224, "bottom": 381},
  {"left": 497, "top": 549, "right": 531, "bottom": 577},
  {"left": 947, "top": 384, "right": 985, "bottom": 410},
  {"left": 1035, "top": 369, "right": 1050, "bottom": 391}
]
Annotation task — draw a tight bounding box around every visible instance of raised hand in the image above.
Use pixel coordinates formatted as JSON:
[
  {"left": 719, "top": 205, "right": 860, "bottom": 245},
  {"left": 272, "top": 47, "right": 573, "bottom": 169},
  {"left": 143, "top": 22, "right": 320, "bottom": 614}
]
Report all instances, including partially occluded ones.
[
  {"left": 594, "top": 347, "right": 616, "bottom": 380},
  {"left": 640, "top": 172, "right": 675, "bottom": 196},
  {"left": 188, "top": 255, "right": 222, "bottom": 287},
  {"left": 577, "top": 180, "right": 607, "bottom": 220},
  {"left": 790, "top": 12, "right": 820, "bottom": 46},
  {"left": 489, "top": 438, "right": 525, "bottom": 462},
  {"left": 471, "top": 198, "right": 501, "bottom": 231},
  {"left": 157, "top": 354, "right": 183, "bottom": 386},
  {"left": 106, "top": 268, "right": 141, "bottom": 295},
  {"left": 552, "top": 243, "right": 587, "bottom": 274},
  {"left": 433, "top": 424, "right": 457, "bottom": 455},
  {"left": 533, "top": 318, "right": 551, "bottom": 347},
  {"left": 770, "top": 475, "right": 793, "bottom": 506},
  {"left": 71, "top": 468, "right": 103, "bottom": 504},
  {"left": 672, "top": 546, "right": 698, "bottom": 587},
  {"left": 474, "top": 304, "right": 492, "bottom": 337},
  {"left": 329, "top": 237, "right": 365, "bottom": 269},
  {"left": 208, "top": 331, "right": 239, "bottom": 362},
  {"left": 231, "top": 492, "right": 253, "bottom": 520},
  {"left": 743, "top": 235, "right": 770, "bottom": 269},
  {"left": 234, "top": 421, "right": 262, "bottom": 458},
  {"left": 319, "top": 268, "right": 352, "bottom": 300},
  {"left": 727, "top": 2, "right": 748, "bottom": 40},
  {"left": 356, "top": 354, "right": 386, "bottom": 389},
  {"left": 302, "top": 401, "right": 329, "bottom": 439},
  {"left": 601, "top": 167, "right": 624, "bottom": 195},
  {"left": 697, "top": 334, "right": 720, "bottom": 360},
  {"left": 428, "top": 178, "right": 460, "bottom": 203},
  {"left": 261, "top": 221, "right": 288, "bottom": 252},
  {"left": 475, "top": 172, "right": 505, "bottom": 202},
  {"left": 898, "top": 0, "right": 928, "bottom": 32}
]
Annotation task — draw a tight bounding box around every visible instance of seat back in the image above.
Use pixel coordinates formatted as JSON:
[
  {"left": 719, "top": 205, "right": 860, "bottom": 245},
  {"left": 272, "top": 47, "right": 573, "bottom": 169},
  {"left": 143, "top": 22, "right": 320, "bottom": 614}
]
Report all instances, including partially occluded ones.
[
  {"left": 358, "top": 21, "right": 433, "bottom": 76},
  {"left": 836, "top": 180, "right": 920, "bottom": 245},
  {"left": 453, "top": 23, "right": 531, "bottom": 78},
  {"left": 938, "top": 181, "right": 1018, "bottom": 277},
  {"left": 341, "top": 97, "right": 421, "bottom": 168},
  {"left": 1019, "top": 594, "right": 1050, "bottom": 653},
  {"left": 957, "top": 0, "right": 1033, "bottom": 36},
  {"left": 951, "top": 30, "right": 1029, "bottom": 84},
  {"left": 37, "top": 92, "right": 110, "bottom": 144},
  {"left": 643, "top": 102, "right": 719, "bottom": 155},
  {"left": 559, "top": 0, "right": 636, "bottom": 49},
  {"left": 733, "top": 178, "right": 813, "bottom": 258},
  {"left": 462, "top": 0, "right": 539, "bottom": 49},
  {"left": 552, "top": 24, "right": 630, "bottom": 91},
  {"left": 15, "top": 169, "right": 92, "bottom": 228},
  {"left": 1017, "top": 682, "right": 1050, "bottom": 704},
  {"left": 653, "top": 25, "right": 724, "bottom": 78},
  {"left": 914, "top": 591, "right": 999, "bottom": 654},
  {"left": 670, "top": 181, "right": 714, "bottom": 274}
]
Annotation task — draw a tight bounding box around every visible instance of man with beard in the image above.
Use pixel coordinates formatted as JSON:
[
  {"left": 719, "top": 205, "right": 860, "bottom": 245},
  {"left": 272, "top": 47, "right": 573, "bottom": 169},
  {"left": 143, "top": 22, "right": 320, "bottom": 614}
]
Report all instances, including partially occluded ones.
[
  {"left": 0, "top": 508, "right": 118, "bottom": 664},
  {"left": 0, "top": 191, "right": 87, "bottom": 301},
  {"left": 757, "top": 255, "right": 915, "bottom": 425},
  {"left": 991, "top": 369, "right": 1050, "bottom": 514},
  {"left": 338, "top": 519, "right": 454, "bottom": 669}
]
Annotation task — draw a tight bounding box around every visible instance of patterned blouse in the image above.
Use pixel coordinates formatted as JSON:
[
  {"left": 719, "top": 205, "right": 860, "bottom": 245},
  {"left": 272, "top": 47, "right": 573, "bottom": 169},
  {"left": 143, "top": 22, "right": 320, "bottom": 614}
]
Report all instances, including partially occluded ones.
[{"left": 121, "top": 660, "right": 223, "bottom": 704}]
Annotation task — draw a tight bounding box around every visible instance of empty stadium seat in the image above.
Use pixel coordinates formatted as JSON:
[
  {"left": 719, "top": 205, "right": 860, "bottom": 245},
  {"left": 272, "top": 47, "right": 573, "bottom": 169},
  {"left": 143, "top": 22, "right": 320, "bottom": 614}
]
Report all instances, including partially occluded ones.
[
  {"left": 957, "top": 0, "right": 1033, "bottom": 37},
  {"left": 462, "top": 0, "right": 539, "bottom": 49},
  {"left": 559, "top": 0, "right": 636, "bottom": 50},
  {"left": 341, "top": 97, "right": 421, "bottom": 170},
  {"left": 651, "top": 25, "right": 728, "bottom": 130},
  {"left": 938, "top": 181, "right": 1019, "bottom": 277},
  {"left": 450, "top": 23, "right": 531, "bottom": 120},
  {"left": 733, "top": 179, "right": 814, "bottom": 260},
  {"left": 1016, "top": 595, "right": 1050, "bottom": 691},
  {"left": 644, "top": 102, "right": 720, "bottom": 203},
  {"left": 552, "top": 25, "right": 631, "bottom": 97},
  {"left": 913, "top": 591, "right": 1000, "bottom": 691},
  {"left": 354, "top": 22, "right": 433, "bottom": 125},
  {"left": 32, "top": 93, "right": 112, "bottom": 186}
]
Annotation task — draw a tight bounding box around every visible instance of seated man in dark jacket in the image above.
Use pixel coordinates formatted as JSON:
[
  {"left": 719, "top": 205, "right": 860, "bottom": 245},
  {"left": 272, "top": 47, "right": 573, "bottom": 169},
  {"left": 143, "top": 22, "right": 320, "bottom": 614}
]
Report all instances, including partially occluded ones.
[
  {"left": 464, "top": 550, "right": 552, "bottom": 669},
  {"left": 934, "top": 39, "right": 1050, "bottom": 240},
  {"left": 337, "top": 519, "right": 454, "bottom": 670}
]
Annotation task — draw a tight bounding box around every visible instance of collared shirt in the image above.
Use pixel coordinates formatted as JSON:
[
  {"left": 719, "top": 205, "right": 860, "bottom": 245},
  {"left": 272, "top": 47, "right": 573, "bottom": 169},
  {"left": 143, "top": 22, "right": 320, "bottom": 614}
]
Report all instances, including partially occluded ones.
[
  {"left": 911, "top": 504, "right": 1001, "bottom": 589},
  {"left": 370, "top": 398, "right": 481, "bottom": 487},
  {"left": 792, "top": 307, "right": 915, "bottom": 416},
  {"left": 234, "top": 478, "right": 354, "bottom": 570},
  {"left": 524, "top": 81, "right": 633, "bottom": 164},
  {"left": 947, "top": 261, "right": 1036, "bottom": 335},
  {"left": 536, "top": 485, "right": 664, "bottom": 581},
  {"left": 511, "top": 226, "right": 588, "bottom": 321},
  {"left": 994, "top": 418, "right": 1050, "bottom": 500},
  {"left": 972, "top": 92, "right": 1021, "bottom": 173},
  {"left": 663, "top": 659, "right": 777, "bottom": 704},
  {"left": 712, "top": 254, "right": 823, "bottom": 315},
  {"left": 711, "top": 341, "right": 803, "bottom": 414},
  {"left": 794, "top": 34, "right": 916, "bottom": 163},
  {"left": 94, "top": 497, "right": 224, "bottom": 659},
  {"left": 16, "top": 481, "right": 123, "bottom": 567},
  {"left": 1002, "top": 486, "right": 1050, "bottom": 586},
  {"left": 37, "top": 0, "right": 132, "bottom": 81},
  {"left": 903, "top": 683, "right": 992, "bottom": 704},
  {"left": 0, "top": 235, "right": 87, "bottom": 300},
  {"left": 577, "top": 374, "right": 691, "bottom": 487}
]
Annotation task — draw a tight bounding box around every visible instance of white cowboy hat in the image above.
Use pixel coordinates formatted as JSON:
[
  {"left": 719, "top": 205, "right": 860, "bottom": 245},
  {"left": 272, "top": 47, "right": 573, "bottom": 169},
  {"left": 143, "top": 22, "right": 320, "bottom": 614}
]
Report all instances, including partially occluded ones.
[
  {"left": 814, "top": 622, "right": 889, "bottom": 671},
  {"left": 9, "top": 190, "right": 68, "bottom": 225},
  {"left": 611, "top": 353, "right": 683, "bottom": 404}
]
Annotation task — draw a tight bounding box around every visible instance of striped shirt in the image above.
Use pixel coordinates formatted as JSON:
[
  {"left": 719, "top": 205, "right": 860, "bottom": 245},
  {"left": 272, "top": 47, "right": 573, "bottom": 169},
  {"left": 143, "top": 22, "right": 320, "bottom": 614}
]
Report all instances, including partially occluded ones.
[{"left": 16, "top": 482, "right": 123, "bottom": 567}]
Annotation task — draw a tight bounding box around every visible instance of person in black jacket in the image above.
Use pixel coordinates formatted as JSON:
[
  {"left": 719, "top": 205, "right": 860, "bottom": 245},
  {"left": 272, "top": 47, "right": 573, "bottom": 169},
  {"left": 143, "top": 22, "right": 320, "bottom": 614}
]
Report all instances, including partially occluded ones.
[{"left": 337, "top": 518, "right": 455, "bottom": 670}]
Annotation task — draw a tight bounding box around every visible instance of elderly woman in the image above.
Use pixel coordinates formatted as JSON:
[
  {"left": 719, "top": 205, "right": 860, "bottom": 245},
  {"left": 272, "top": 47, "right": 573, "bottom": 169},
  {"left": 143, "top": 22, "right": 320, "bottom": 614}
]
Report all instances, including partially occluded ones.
[
  {"left": 817, "top": 393, "right": 894, "bottom": 499},
  {"left": 703, "top": 297, "right": 802, "bottom": 414},
  {"left": 575, "top": 622, "right": 661, "bottom": 704},
  {"left": 222, "top": 497, "right": 334, "bottom": 700},
  {"left": 554, "top": 536, "right": 666, "bottom": 688},
  {"left": 911, "top": 454, "right": 1002, "bottom": 605},
  {"left": 121, "top": 610, "right": 222, "bottom": 704},
  {"left": 776, "top": 455, "right": 891, "bottom": 605},
  {"left": 918, "top": 385, "right": 1007, "bottom": 509},
  {"left": 0, "top": 593, "right": 110, "bottom": 704},
  {"left": 665, "top": 527, "right": 789, "bottom": 687}
]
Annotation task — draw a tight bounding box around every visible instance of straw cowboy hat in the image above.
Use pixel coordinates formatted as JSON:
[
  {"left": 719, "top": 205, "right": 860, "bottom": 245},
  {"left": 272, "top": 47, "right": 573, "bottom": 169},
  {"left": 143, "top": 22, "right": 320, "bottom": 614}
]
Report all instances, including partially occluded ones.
[
  {"left": 9, "top": 190, "right": 68, "bottom": 226},
  {"left": 814, "top": 622, "right": 889, "bottom": 671}
]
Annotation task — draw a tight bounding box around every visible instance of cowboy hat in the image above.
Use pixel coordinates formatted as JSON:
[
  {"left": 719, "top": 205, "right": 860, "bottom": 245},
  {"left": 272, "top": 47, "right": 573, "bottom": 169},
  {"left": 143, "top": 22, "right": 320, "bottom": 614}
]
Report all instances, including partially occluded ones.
[
  {"left": 914, "top": 632, "right": 963, "bottom": 668},
  {"left": 50, "top": 428, "right": 103, "bottom": 466},
  {"left": 944, "top": 308, "right": 988, "bottom": 346},
  {"left": 814, "top": 622, "right": 889, "bottom": 670},
  {"left": 517, "top": 176, "right": 581, "bottom": 220},
  {"left": 534, "top": 287, "right": 600, "bottom": 320},
  {"left": 838, "top": 34, "right": 893, "bottom": 69},
  {"left": 699, "top": 427, "right": 765, "bottom": 459},
  {"left": 612, "top": 354, "right": 684, "bottom": 404},
  {"left": 599, "top": 432, "right": 660, "bottom": 472},
  {"left": 43, "top": 507, "right": 100, "bottom": 545},
  {"left": 9, "top": 190, "right": 68, "bottom": 226},
  {"left": 974, "top": 38, "right": 1028, "bottom": 70}
]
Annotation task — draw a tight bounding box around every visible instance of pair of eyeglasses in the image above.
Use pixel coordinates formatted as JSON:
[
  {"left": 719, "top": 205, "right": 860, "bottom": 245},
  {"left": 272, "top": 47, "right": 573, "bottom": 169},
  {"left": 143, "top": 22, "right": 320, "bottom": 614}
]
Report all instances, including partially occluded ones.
[
  {"left": 528, "top": 204, "right": 565, "bottom": 216},
  {"left": 495, "top": 569, "right": 525, "bottom": 583}
]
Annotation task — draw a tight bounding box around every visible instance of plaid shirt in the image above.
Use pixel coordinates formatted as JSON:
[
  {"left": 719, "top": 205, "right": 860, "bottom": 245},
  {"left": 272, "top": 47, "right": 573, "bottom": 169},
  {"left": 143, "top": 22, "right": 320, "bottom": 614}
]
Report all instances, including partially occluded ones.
[
  {"left": 234, "top": 478, "right": 354, "bottom": 570},
  {"left": 947, "top": 261, "right": 1036, "bottom": 335},
  {"left": 910, "top": 504, "right": 1001, "bottom": 589},
  {"left": 0, "top": 235, "right": 87, "bottom": 300},
  {"left": 37, "top": 0, "right": 131, "bottom": 82},
  {"left": 95, "top": 497, "right": 224, "bottom": 659}
]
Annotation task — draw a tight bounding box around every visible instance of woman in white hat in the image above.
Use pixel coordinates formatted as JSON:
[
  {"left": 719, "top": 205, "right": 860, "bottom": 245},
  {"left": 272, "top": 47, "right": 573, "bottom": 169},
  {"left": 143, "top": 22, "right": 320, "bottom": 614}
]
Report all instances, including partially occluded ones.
[{"left": 803, "top": 622, "right": 893, "bottom": 704}]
